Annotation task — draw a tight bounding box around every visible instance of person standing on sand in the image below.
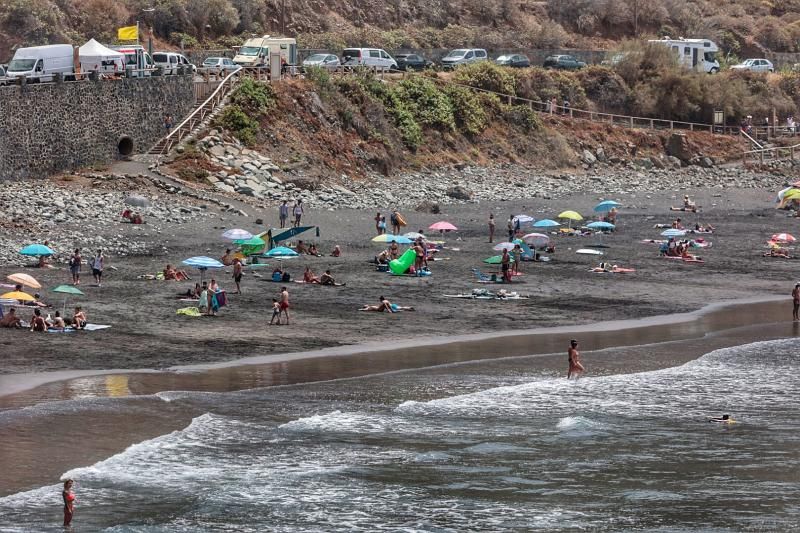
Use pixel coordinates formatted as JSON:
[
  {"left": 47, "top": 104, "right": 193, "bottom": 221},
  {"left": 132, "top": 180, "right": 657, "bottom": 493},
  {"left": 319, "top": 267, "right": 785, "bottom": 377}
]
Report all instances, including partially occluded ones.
[
  {"left": 488, "top": 213, "right": 495, "bottom": 243},
  {"left": 507, "top": 215, "right": 514, "bottom": 242},
  {"left": 293, "top": 200, "right": 304, "bottom": 227},
  {"left": 62, "top": 479, "right": 75, "bottom": 527},
  {"left": 501, "top": 248, "right": 512, "bottom": 283},
  {"left": 375, "top": 212, "right": 382, "bottom": 235},
  {"left": 279, "top": 286, "right": 290, "bottom": 324},
  {"left": 567, "top": 339, "right": 585, "bottom": 379},
  {"left": 233, "top": 258, "right": 243, "bottom": 294},
  {"left": 69, "top": 249, "right": 81, "bottom": 285},
  {"left": 279, "top": 200, "right": 289, "bottom": 229},
  {"left": 792, "top": 282, "right": 800, "bottom": 321},
  {"left": 91, "top": 250, "right": 104, "bottom": 287}
]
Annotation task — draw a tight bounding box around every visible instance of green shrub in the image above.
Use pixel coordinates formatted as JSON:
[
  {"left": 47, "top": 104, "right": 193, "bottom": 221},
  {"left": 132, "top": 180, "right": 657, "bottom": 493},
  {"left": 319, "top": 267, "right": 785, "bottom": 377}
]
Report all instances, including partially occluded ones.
[
  {"left": 453, "top": 62, "right": 517, "bottom": 96},
  {"left": 443, "top": 85, "right": 488, "bottom": 135},
  {"left": 574, "top": 66, "right": 630, "bottom": 112},
  {"left": 229, "top": 77, "right": 276, "bottom": 114},
  {"left": 170, "top": 32, "right": 199, "bottom": 48},
  {"left": 397, "top": 76, "right": 456, "bottom": 131},
  {"left": 305, "top": 66, "right": 332, "bottom": 91},
  {"left": 214, "top": 105, "right": 259, "bottom": 145},
  {"left": 515, "top": 68, "right": 588, "bottom": 108},
  {"left": 503, "top": 104, "right": 541, "bottom": 132}
]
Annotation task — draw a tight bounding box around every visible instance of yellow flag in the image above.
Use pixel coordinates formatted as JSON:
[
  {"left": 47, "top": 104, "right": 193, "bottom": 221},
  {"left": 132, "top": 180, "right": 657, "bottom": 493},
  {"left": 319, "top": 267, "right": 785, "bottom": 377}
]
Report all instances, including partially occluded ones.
[{"left": 117, "top": 25, "right": 138, "bottom": 41}]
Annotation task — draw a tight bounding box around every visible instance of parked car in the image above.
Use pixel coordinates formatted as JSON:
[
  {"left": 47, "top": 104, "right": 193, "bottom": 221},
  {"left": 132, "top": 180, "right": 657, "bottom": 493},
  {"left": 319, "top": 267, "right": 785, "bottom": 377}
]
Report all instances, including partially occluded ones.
[
  {"left": 0, "top": 64, "right": 8, "bottom": 86},
  {"left": 342, "top": 48, "right": 397, "bottom": 70},
  {"left": 543, "top": 55, "right": 586, "bottom": 70},
  {"left": 440, "top": 48, "right": 488, "bottom": 70},
  {"left": 395, "top": 53, "right": 433, "bottom": 71},
  {"left": 6, "top": 44, "right": 75, "bottom": 82},
  {"left": 495, "top": 54, "right": 530, "bottom": 68},
  {"left": 202, "top": 57, "right": 240, "bottom": 75},
  {"left": 302, "top": 53, "right": 341, "bottom": 70},
  {"left": 153, "top": 52, "right": 196, "bottom": 75},
  {"left": 730, "top": 58, "right": 774, "bottom": 72}
]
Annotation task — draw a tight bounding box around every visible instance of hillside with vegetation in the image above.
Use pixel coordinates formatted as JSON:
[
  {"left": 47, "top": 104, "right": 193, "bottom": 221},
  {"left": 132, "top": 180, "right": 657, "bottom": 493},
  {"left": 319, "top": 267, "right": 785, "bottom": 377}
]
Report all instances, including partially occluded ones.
[{"left": 2, "top": 0, "right": 800, "bottom": 60}]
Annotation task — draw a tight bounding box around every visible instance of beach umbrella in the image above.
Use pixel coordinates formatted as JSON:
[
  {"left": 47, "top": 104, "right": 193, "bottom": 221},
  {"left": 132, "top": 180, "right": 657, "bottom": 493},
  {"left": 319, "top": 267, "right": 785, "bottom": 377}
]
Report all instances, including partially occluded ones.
[
  {"left": 483, "top": 255, "right": 503, "bottom": 264},
  {"left": 512, "top": 214, "right": 535, "bottom": 226},
  {"left": 522, "top": 233, "right": 550, "bottom": 247},
  {"left": 0, "top": 291, "right": 34, "bottom": 302},
  {"left": 7, "top": 273, "right": 41, "bottom": 289},
  {"left": 771, "top": 233, "right": 796, "bottom": 243},
  {"left": 661, "top": 229, "right": 686, "bottom": 238},
  {"left": 429, "top": 221, "right": 458, "bottom": 231},
  {"left": 182, "top": 256, "right": 224, "bottom": 282},
  {"left": 558, "top": 210, "right": 583, "bottom": 229},
  {"left": 19, "top": 244, "right": 54, "bottom": 257},
  {"left": 222, "top": 228, "right": 254, "bottom": 241},
  {"left": 533, "top": 219, "right": 560, "bottom": 228},
  {"left": 587, "top": 221, "right": 615, "bottom": 231},
  {"left": 52, "top": 284, "right": 84, "bottom": 313},
  {"left": 403, "top": 232, "right": 425, "bottom": 240},
  {"left": 234, "top": 236, "right": 266, "bottom": 247},
  {"left": 124, "top": 194, "right": 150, "bottom": 208},
  {"left": 593, "top": 200, "right": 620, "bottom": 212},
  {"left": 372, "top": 234, "right": 413, "bottom": 244},
  {"left": 493, "top": 242, "right": 516, "bottom": 251},
  {"left": 264, "top": 246, "right": 299, "bottom": 257}
]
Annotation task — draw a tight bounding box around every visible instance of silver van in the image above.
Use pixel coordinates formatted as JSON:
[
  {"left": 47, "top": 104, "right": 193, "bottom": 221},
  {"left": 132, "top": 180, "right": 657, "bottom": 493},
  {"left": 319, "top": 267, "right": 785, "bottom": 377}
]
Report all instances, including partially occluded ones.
[
  {"left": 342, "top": 48, "right": 397, "bottom": 70},
  {"left": 153, "top": 52, "right": 196, "bottom": 75},
  {"left": 440, "top": 48, "right": 488, "bottom": 70}
]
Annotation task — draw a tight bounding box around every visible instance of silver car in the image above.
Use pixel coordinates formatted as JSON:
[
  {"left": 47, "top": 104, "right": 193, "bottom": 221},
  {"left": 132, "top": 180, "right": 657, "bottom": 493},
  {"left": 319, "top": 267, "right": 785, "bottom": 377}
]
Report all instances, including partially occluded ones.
[
  {"left": 202, "top": 57, "right": 240, "bottom": 75},
  {"left": 303, "top": 53, "right": 340, "bottom": 70},
  {"left": 730, "top": 58, "right": 774, "bottom": 72}
]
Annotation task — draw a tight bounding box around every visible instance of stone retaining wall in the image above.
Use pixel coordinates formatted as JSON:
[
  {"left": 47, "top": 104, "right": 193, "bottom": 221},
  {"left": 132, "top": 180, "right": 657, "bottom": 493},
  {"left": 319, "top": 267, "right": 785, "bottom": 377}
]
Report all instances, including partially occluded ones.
[{"left": 0, "top": 74, "right": 195, "bottom": 180}]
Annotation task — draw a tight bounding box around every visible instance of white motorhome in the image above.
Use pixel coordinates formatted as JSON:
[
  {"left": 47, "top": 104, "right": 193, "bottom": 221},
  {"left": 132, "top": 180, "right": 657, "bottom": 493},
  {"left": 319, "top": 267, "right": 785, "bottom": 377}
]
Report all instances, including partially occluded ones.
[
  {"left": 6, "top": 44, "right": 75, "bottom": 82},
  {"left": 233, "top": 36, "right": 297, "bottom": 68},
  {"left": 648, "top": 38, "right": 720, "bottom": 73}
]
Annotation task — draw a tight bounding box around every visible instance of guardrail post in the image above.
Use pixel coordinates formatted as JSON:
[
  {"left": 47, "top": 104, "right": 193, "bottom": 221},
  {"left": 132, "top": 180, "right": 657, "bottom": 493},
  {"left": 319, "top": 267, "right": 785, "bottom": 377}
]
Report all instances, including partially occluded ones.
[
  {"left": 792, "top": 146, "right": 795, "bottom": 161},
  {"left": 630, "top": 117, "right": 634, "bottom": 128},
  {"left": 569, "top": 108, "right": 573, "bottom": 118},
  {"left": 649, "top": 119, "right": 654, "bottom": 129},
  {"left": 670, "top": 121, "right": 674, "bottom": 130},
  {"left": 760, "top": 151, "right": 764, "bottom": 165}
]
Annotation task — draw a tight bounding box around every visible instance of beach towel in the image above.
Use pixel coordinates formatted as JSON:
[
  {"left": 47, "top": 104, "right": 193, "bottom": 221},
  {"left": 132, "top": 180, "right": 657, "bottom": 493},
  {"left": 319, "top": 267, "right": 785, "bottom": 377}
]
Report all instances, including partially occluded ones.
[
  {"left": 47, "top": 328, "right": 75, "bottom": 333},
  {"left": 82, "top": 324, "right": 111, "bottom": 331},
  {"left": 590, "top": 267, "right": 636, "bottom": 273},
  {"left": 177, "top": 307, "right": 202, "bottom": 317}
]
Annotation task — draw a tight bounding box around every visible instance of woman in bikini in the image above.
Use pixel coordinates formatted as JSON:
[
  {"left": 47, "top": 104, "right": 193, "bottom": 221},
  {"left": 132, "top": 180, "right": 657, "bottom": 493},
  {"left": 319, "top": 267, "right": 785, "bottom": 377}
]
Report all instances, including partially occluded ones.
[
  {"left": 567, "top": 339, "right": 585, "bottom": 379},
  {"left": 62, "top": 479, "right": 75, "bottom": 526}
]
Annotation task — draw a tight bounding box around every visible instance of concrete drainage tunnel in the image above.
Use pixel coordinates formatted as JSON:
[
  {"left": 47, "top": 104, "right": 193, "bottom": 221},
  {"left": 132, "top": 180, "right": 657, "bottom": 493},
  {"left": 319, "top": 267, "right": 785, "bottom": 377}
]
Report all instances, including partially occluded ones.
[{"left": 117, "top": 136, "right": 134, "bottom": 157}]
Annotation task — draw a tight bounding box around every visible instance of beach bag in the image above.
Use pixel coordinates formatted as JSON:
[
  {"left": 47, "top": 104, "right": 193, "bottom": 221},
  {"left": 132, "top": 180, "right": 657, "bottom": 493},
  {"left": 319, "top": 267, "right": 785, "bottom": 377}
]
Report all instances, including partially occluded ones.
[
  {"left": 272, "top": 271, "right": 282, "bottom": 282},
  {"left": 282, "top": 272, "right": 291, "bottom": 282}
]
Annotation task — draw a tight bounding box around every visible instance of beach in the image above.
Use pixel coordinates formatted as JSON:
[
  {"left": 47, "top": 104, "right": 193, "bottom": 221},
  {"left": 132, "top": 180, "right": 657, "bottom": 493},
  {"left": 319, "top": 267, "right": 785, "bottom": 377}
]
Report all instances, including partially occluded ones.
[{"left": 1, "top": 175, "right": 800, "bottom": 529}]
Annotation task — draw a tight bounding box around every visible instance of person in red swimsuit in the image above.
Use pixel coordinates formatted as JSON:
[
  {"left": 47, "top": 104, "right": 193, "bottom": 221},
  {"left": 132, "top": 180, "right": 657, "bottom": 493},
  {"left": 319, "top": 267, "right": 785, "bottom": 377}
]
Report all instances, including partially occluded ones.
[{"left": 62, "top": 479, "right": 75, "bottom": 526}]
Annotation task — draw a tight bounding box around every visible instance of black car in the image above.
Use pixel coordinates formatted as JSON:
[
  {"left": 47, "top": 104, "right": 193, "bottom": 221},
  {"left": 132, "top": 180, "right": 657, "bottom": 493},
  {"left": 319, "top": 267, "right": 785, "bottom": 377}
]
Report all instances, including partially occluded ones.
[
  {"left": 543, "top": 55, "right": 587, "bottom": 70},
  {"left": 395, "top": 54, "right": 433, "bottom": 71},
  {"left": 495, "top": 54, "right": 530, "bottom": 68}
]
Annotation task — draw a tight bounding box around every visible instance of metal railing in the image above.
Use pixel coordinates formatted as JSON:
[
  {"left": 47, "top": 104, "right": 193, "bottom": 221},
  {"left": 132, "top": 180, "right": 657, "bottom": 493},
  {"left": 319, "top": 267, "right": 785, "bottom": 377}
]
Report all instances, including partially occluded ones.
[
  {"left": 743, "top": 143, "right": 800, "bottom": 165},
  {"left": 154, "top": 69, "right": 241, "bottom": 155}
]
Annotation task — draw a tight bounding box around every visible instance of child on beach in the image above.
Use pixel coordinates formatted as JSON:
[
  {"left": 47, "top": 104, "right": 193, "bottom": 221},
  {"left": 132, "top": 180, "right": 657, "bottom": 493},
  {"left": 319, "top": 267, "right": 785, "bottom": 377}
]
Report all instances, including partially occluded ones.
[{"left": 270, "top": 298, "right": 281, "bottom": 325}]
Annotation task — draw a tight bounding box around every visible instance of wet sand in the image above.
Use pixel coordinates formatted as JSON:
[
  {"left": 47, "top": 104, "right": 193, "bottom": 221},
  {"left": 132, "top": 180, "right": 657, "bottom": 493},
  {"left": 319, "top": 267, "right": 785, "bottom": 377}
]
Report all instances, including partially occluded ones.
[{"left": 0, "top": 296, "right": 797, "bottom": 497}]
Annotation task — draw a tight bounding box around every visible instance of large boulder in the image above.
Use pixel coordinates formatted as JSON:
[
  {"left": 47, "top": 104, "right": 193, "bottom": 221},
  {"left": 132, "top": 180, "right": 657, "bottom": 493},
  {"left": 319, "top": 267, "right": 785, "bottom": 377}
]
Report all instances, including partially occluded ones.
[
  {"left": 582, "top": 149, "right": 597, "bottom": 165},
  {"left": 446, "top": 185, "right": 473, "bottom": 201},
  {"left": 666, "top": 132, "right": 693, "bottom": 162}
]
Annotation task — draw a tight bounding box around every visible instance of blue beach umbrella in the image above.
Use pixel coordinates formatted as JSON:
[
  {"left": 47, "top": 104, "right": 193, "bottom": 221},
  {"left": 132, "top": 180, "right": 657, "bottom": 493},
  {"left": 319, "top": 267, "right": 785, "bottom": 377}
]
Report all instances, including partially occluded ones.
[
  {"left": 661, "top": 229, "right": 686, "bottom": 238},
  {"left": 264, "top": 246, "right": 299, "bottom": 257},
  {"left": 593, "top": 200, "right": 620, "bottom": 212},
  {"left": 533, "top": 219, "right": 560, "bottom": 228},
  {"left": 587, "top": 221, "right": 615, "bottom": 231},
  {"left": 182, "top": 256, "right": 224, "bottom": 282},
  {"left": 20, "top": 244, "right": 55, "bottom": 256},
  {"left": 372, "top": 234, "right": 413, "bottom": 244}
]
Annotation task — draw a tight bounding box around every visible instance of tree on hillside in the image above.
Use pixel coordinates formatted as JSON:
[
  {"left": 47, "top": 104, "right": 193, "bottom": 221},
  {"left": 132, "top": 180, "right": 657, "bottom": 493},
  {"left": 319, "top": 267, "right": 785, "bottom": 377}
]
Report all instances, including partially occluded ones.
[
  {"left": 186, "top": 0, "right": 239, "bottom": 38},
  {"left": 623, "top": 0, "right": 667, "bottom": 36},
  {"left": 0, "top": 0, "right": 68, "bottom": 45}
]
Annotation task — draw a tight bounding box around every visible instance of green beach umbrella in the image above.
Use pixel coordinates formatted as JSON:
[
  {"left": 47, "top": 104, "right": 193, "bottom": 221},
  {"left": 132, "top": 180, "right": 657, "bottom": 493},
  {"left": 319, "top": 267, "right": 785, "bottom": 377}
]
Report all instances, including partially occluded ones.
[
  {"left": 483, "top": 255, "right": 503, "bottom": 264},
  {"left": 52, "top": 285, "right": 84, "bottom": 313}
]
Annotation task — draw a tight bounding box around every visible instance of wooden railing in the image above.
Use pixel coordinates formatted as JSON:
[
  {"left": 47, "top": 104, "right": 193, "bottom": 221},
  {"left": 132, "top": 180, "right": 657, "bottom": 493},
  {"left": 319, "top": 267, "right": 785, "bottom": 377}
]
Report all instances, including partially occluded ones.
[{"left": 743, "top": 143, "right": 800, "bottom": 166}]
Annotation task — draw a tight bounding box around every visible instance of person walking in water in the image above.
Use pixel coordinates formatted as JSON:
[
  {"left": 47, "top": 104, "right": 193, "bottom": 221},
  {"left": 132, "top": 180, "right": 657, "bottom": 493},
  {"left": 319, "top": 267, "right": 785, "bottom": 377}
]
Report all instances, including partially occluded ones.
[
  {"left": 279, "top": 200, "right": 289, "bottom": 229},
  {"left": 567, "top": 339, "right": 585, "bottom": 379},
  {"left": 793, "top": 282, "right": 800, "bottom": 321},
  {"left": 62, "top": 479, "right": 75, "bottom": 527}
]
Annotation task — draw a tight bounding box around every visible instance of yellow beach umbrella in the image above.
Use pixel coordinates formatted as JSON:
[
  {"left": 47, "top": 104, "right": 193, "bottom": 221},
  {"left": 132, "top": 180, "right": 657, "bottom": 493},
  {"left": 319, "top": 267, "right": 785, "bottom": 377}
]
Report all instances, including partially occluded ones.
[
  {"left": 7, "top": 273, "right": 41, "bottom": 289},
  {"left": 558, "top": 210, "right": 583, "bottom": 221},
  {"left": 0, "top": 291, "right": 34, "bottom": 301}
]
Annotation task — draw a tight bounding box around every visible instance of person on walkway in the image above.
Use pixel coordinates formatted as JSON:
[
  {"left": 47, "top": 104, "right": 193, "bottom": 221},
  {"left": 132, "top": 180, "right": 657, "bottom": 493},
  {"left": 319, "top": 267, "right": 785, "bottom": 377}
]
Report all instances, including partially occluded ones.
[
  {"left": 62, "top": 479, "right": 75, "bottom": 527},
  {"left": 792, "top": 282, "right": 800, "bottom": 321},
  {"left": 233, "top": 258, "right": 243, "bottom": 294},
  {"left": 69, "top": 249, "right": 82, "bottom": 285},
  {"left": 279, "top": 286, "right": 290, "bottom": 324},
  {"left": 279, "top": 200, "right": 289, "bottom": 229},
  {"left": 292, "top": 200, "right": 304, "bottom": 227},
  {"left": 488, "top": 213, "right": 496, "bottom": 243},
  {"left": 567, "top": 339, "right": 585, "bottom": 379},
  {"left": 91, "top": 250, "right": 104, "bottom": 287},
  {"left": 164, "top": 114, "right": 174, "bottom": 132}
]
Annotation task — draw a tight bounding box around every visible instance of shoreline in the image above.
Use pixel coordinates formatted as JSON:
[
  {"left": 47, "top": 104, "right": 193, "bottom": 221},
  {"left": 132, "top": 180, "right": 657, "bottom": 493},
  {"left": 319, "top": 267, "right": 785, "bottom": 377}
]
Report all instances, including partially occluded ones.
[{"left": 0, "top": 294, "right": 788, "bottom": 408}]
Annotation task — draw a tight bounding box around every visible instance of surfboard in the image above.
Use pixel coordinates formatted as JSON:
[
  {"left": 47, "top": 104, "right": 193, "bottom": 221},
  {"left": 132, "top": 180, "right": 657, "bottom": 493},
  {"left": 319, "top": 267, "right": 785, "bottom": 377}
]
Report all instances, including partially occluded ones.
[
  {"left": 396, "top": 213, "right": 407, "bottom": 226},
  {"left": 576, "top": 249, "right": 603, "bottom": 255}
]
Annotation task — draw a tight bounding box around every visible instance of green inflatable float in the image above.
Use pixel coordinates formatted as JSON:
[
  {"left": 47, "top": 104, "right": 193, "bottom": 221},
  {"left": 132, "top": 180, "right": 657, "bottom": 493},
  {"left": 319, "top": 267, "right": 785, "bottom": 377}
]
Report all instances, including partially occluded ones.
[{"left": 389, "top": 248, "right": 417, "bottom": 275}]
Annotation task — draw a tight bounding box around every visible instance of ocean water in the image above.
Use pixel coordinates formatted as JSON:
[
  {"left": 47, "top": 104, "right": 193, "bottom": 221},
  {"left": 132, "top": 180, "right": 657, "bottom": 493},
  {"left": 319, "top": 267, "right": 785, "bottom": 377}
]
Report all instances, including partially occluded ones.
[{"left": 1, "top": 339, "right": 799, "bottom": 532}]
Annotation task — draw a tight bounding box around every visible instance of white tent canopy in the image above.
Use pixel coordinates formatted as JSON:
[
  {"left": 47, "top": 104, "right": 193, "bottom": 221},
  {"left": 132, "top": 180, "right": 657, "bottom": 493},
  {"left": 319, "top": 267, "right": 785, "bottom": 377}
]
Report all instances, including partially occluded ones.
[{"left": 78, "top": 38, "right": 124, "bottom": 72}]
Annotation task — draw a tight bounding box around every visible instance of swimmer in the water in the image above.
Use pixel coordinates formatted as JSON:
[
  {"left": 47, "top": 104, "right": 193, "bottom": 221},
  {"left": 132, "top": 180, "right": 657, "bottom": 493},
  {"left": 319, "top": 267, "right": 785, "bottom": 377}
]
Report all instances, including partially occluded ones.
[{"left": 709, "top": 414, "right": 735, "bottom": 423}]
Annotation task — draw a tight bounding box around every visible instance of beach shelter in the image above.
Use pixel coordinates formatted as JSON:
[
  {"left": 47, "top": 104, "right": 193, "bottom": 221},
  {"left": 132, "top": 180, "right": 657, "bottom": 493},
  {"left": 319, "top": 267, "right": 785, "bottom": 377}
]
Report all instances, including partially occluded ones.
[
  {"left": 19, "top": 244, "right": 54, "bottom": 257},
  {"left": 52, "top": 285, "right": 84, "bottom": 313},
  {"left": 533, "top": 219, "right": 560, "bottom": 228},
  {"left": 771, "top": 233, "right": 796, "bottom": 243},
  {"left": 0, "top": 291, "right": 34, "bottom": 302},
  {"left": 558, "top": 210, "right": 583, "bottom": 229},
  {"left": 222, "top": 228, "right": 254, "bottom": 241},
  {"left": 429, "top": 221, "right": 458, "bottom": 231},
  {"left": 512, "top": 214, "right": 535, "bottom": 227},
  {"left": 266, "top": 226, "right": 320, "bottom": 249},
  {"left": 522, "top": 233, "right": 550, "bottom": 247},
  {"left": 373, "top": 234, "right": 413, "bottom": 244},
  {"left": 594, "top": 200, "right": 620, "bottom": 212},
  {"left": 7, "top": 273, "right": 41, "bottom": 289},
  {"left": 78, "top": 39, "right": 124, "bottom": 72},
  {"left": 586, "top": 221, "right": 615, "bottom": 247}
]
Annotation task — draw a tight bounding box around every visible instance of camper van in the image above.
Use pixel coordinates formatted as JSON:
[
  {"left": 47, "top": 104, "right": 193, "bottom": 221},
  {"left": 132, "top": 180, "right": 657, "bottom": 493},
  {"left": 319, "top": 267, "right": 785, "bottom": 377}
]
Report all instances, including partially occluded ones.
[
  {"left": 648, "top": 38, "right": 720, "bottom": 73},
  {"left": 110, "top": 45, "right": 155, "bottom": 77},
  {"left": 6, "top": 44, "right": 75, "bottom": 82},
  {"left": 233, "top": 36, "right": 297, "bottom": 68}
]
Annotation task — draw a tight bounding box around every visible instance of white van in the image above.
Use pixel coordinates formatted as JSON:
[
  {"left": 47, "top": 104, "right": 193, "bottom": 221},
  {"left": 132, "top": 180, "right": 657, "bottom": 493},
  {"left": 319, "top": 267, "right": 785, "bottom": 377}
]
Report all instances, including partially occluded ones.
[
  {"left": 110, "top": 45, "right": 155, "bottom": 77},
  {"left": 440, "top": 48, "right": 488, "bottom": 70},
  {"left": 152, "top": 52, "right": 196, "bottom": 75},
  {"left": 6, "top": 44, "right": 75, "bottom": 82},
  {"left": 342, "top": 48, "right": 397, "bottom": 70},
  {"left": 233, "top": 36, "right": 297, "bottom": 68},
  {"left": 648, "top": 38, "right": 720, "bottom": 73}
]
